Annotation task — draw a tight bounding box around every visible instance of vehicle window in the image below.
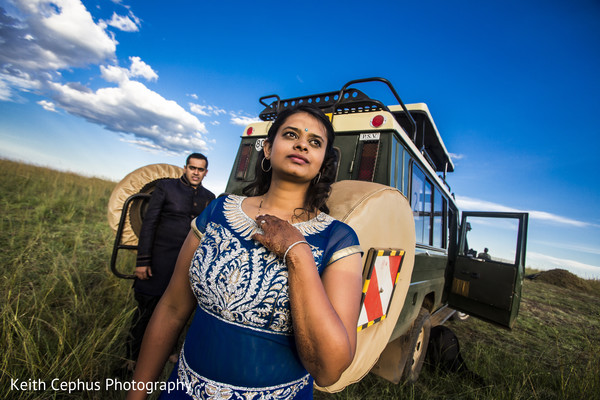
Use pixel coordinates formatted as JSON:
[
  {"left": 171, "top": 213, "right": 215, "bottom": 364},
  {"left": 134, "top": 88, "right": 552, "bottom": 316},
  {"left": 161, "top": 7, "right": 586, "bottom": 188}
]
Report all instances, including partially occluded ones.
[
  {"left": 357, "top": 141, "right": 379, "bottom": 181},
  {"left": 411, "top": 163, "right": 447, "bottom": 249},
  {"left": 433, "top": 188, "right": 445, "bottom": 248},
  {"left": 411, "top": 165, "right": 426, "bottom": 244},
  {"left": 402, "top": 149, "right": 410, "bottom": 196},
  {"left": 391, "top": 138, "right": 397, "bottom": 188},
  {"left": 424, "top": 179, "right": 432, "bottom": 245},
  {"left": 235, "top": 143, "right": 252, "bottom": 180},
  {"left": 461, "top": 216, "right": 519, "bottom": 265}
]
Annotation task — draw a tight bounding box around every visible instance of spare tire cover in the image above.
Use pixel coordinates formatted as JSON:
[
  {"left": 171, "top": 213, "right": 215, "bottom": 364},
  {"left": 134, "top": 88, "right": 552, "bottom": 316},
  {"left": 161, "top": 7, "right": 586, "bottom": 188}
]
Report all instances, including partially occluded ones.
[
  {"left": 107, "top": 164, "right": 183, "bottom": 246},
  {"left": 317, "top": 180, "right": 416, "bottom": 392}
]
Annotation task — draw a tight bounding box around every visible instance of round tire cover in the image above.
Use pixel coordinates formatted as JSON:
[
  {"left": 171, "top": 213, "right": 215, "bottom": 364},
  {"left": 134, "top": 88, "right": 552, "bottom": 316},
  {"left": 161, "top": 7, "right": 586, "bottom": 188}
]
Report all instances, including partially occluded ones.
[
  {"left": 107, "top": 164, "right": 183, "bottom": 246},
  {"left": 317, "top": 180, "right": 416, "bottom": 392}
]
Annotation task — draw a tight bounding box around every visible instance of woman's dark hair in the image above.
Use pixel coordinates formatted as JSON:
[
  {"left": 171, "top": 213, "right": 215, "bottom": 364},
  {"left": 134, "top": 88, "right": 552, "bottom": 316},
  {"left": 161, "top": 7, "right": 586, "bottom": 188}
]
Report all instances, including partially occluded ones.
[{"left": 242, "top": 104, "right": 337, "bottom": 214}]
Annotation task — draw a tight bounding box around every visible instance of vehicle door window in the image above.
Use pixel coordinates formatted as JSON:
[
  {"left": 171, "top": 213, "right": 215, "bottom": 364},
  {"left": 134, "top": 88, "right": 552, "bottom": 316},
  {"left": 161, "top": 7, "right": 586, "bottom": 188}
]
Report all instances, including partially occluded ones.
[{"left": 461, "top": 216, "right": 519, "bottom": 264}]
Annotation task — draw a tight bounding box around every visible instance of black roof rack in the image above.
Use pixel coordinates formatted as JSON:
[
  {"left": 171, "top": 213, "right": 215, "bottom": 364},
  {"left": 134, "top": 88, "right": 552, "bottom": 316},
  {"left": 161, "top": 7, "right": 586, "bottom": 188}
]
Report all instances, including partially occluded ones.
[
  {"left": 258, "top": 77, "right": 416, "bottom": 139},
  {"left": 258, "top": 89, "right": 384, "bottom": 121}
]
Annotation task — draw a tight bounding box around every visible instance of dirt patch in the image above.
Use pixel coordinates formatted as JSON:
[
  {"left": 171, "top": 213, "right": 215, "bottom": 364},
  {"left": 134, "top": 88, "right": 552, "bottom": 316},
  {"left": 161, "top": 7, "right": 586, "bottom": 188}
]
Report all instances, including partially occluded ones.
[{"left": 527, "top": 268, "right": 592, "bottom": 293}]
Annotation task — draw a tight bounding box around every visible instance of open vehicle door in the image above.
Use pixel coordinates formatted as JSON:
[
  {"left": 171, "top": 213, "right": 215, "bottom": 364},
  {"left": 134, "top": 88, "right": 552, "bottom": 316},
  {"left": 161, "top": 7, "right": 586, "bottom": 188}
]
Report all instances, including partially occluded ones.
[{"left": 448, "top": 212, "right": 529, "bottom": 329}]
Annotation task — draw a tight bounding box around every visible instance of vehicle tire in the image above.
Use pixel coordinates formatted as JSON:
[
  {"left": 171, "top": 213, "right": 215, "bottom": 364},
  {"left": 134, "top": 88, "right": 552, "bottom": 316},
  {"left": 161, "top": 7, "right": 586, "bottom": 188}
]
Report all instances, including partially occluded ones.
[
  {"left": 402, "top": 307, "right": 432, "bottom": 383},
  {"left": 107, "top": 164, "right": 183, "bottom": 245}
]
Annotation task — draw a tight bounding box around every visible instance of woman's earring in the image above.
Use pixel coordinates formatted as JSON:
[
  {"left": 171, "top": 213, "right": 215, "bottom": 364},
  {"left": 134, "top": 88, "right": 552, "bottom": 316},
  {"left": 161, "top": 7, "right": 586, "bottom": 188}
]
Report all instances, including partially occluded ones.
[
  {"left": 313, "top": 172, "right": 321, "bottom": 185},
  {"left": 261, "top": 157, "right": 272, "bottom": 172}
]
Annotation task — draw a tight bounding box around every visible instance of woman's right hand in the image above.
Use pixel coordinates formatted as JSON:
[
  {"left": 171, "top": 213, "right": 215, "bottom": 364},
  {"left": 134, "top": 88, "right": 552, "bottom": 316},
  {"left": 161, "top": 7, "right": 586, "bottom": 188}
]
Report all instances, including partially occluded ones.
[{"left": 252, "top": 214, "right": 306, "bottom": 259}]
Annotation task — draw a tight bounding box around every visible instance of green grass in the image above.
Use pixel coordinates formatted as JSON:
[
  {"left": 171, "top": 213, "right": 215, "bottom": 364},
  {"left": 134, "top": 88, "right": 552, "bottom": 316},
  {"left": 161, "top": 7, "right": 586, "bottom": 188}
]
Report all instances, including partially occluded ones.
[
  {"left": 313, "top": 275, "right": 600, "bottom": 400},
  {"left": 1, "top": 159, "right": 135, "bottom": 399},
  {"left": 2, "top": 159, "right": 599, "bottom": 399}
]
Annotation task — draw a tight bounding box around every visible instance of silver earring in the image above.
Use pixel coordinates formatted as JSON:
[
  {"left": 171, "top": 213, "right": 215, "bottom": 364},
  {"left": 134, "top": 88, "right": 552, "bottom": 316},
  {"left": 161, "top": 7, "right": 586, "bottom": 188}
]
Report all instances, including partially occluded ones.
[
  {"left": 313, "top": 172, "right": 321, "bottom": 185},
  {"left": 261, "top": 157, "right": 272, "bottom": 172}
]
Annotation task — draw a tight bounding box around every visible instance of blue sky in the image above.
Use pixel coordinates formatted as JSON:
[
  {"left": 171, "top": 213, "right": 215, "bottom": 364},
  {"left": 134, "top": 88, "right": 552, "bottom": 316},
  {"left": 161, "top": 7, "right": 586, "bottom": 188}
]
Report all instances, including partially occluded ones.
[{"left": 1, "top": 0, "right": 599, "bottom": 278}]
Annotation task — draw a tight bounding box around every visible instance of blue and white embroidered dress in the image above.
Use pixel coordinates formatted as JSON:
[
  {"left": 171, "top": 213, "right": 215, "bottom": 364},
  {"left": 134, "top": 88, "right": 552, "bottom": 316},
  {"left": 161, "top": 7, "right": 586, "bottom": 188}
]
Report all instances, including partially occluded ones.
[{"left": 160, "top": 195, "right": 362, "bottom": 399}]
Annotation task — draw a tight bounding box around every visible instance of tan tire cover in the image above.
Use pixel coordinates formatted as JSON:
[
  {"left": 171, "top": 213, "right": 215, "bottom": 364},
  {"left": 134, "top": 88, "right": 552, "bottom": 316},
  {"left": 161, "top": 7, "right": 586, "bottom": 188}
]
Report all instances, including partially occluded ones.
[
  {"left": 107, "top": 164, "right": 183, "bottom": 246},
  {"left": 317, "top": 180, "right": 416, "bottom": 392}
]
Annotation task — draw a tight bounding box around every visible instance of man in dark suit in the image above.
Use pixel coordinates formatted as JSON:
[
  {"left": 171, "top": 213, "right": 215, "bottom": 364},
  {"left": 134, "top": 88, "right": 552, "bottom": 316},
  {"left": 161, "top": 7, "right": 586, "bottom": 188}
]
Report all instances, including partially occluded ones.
[{"left": 127, "top": 153, "right": 215, "bottom": 366}]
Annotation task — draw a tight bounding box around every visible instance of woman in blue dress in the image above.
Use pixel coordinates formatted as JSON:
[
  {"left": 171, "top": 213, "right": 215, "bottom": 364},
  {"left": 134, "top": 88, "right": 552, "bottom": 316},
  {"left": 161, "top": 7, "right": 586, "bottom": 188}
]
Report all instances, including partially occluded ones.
[{"left": 127, "top": 105, "right": 363, "bottom": 400}]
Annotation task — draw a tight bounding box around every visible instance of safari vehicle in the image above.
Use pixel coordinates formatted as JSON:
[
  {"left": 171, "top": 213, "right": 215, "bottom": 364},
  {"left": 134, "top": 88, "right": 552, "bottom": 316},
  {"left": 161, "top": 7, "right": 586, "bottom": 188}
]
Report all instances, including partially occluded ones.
[{"left": 107, "top": 77, "right": 528, "bottom": 391}]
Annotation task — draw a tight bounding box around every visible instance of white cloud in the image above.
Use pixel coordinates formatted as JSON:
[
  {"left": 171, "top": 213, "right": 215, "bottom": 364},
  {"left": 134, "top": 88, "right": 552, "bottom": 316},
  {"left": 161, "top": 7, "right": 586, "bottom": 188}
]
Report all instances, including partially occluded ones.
[
  {"left": 0, "top": 0, "right": 117, "bottom": 101},
  {"left": 37, "top": 99, "right": 56, "bottom": 111},
  {"left": 129, "top": 57, "right": 157, "bottom": 81},
  {"left": 0, "top": 68, "right": 43, "bottom": 100},
  {"left": 0, "top": 80, "right": 11, "bottom": 101},
  {"left": 189, "top": 103, "right": 227, "bottom": 117},
  {"left": 119, "top": 137, "right": 165, "bottom": 152},
  {"left": 531, "top": 240, "right": 600, "bottom": 257},
  {"left": 48, "top": 77, "right": 208, "bottom": 153},
  {"left": 455, "top": 195, "right": 598, "bottom": 228},
  {"left": 0, "top": 1, "right": 207, "bottom": 154},
  {"left": 527, "top": 251, "right": 600, "bottom": 279},
  {"left": 527, "top": 210, "right": 599, "bottom": 228},
  {"left": 188, "top": 105, "right": 260, "bottom": 130},
  {"left": 100, "top": 64, "right": 130, "bottom": 84},
  {"left": 449, "top": 152, "right": 464, "bottom": 160},
  {"left": 230, "top": 113, "right": 261, "bottom": 126},
  {"left": 1, "top": 0, "right": 117, "bottom": 72},
  {"left": 101, "top": 57, "right": 158, "bottom": 83},
  {"left": 103, "top": 11, "right": 140, "bottom": 32},
  {"left": 189, "top": 104, "right": 209, "bottom": 116}
]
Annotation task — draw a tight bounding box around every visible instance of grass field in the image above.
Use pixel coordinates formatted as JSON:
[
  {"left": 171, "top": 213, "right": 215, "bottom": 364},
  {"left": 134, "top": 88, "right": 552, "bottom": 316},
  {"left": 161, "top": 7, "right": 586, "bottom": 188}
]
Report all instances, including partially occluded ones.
[{"left": 1, "top": 159, "right": 599, "bottom": 400}]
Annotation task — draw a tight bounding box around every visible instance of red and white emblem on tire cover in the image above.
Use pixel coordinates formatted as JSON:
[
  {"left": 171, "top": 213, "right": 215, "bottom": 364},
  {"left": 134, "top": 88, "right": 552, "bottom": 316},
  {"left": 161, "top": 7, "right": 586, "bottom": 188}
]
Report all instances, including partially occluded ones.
[{"left": 357, "top": 249, "right": 405, "bottom": 331}]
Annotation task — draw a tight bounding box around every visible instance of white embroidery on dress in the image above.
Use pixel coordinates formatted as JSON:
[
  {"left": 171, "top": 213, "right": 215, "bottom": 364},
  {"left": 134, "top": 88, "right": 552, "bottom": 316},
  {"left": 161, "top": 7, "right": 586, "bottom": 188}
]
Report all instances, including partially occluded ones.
[
  {"left": 190, "top": 221, "right": 323, "bottom": 335},
  {"left": 178, "top": 350, "right": 311, "bottom": 400},
  {"left": 189, "top": 195, "right": 330, "bottom": 335},
  {"left": 223, "top": 195, "right": 334, "bottom": 240}
]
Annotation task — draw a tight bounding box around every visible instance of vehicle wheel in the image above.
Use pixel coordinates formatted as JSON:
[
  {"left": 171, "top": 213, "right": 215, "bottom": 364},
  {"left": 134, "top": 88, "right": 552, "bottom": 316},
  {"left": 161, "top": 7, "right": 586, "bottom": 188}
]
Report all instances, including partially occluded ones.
[
  {"left": 402, "top": 307, "right": 431, "bottom": 383},
  {"left": 452, "top": 311, "right": 470, "bottom": 321}
]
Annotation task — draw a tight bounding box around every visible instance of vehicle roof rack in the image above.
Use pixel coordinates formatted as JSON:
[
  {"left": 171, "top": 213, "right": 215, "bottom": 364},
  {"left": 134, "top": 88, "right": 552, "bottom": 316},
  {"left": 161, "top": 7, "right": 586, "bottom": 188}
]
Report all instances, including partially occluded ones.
[
  {"left": 258, "top": 88, "right": 385, "bottom": 121},
  {"left": 258, "top": 77, "right": 416, "bottom": 139}
]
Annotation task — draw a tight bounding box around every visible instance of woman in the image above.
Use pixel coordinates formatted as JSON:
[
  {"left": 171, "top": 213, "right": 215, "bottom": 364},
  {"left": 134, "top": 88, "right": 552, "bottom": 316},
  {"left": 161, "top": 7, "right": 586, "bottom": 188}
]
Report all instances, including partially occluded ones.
[{"left": 127, "top": 105, "right": 363, "bottom": 399}]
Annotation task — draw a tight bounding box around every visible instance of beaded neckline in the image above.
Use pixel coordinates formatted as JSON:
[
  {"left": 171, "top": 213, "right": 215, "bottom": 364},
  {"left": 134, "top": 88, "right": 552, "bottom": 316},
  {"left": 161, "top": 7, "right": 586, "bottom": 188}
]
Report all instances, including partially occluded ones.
[{"left": 223, "top": 195, "right": 333, "bottom": 240}]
